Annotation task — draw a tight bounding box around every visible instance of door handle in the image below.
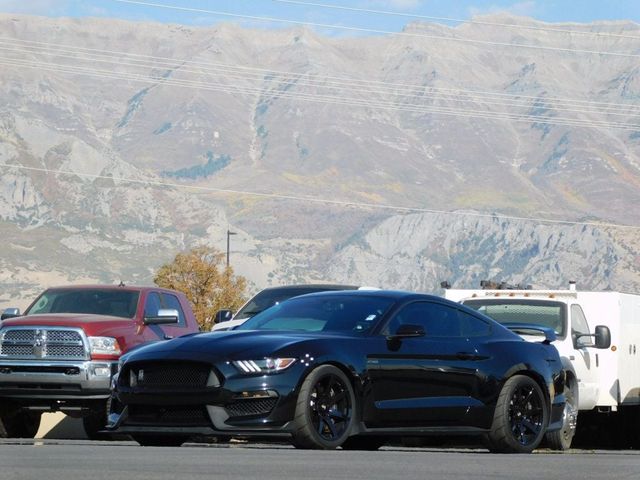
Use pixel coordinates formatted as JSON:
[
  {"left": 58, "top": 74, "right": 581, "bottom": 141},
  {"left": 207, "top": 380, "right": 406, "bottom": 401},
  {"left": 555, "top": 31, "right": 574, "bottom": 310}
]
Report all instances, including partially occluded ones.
[{"left": 164, "top": 334, "right": 174, "bottom": 340}]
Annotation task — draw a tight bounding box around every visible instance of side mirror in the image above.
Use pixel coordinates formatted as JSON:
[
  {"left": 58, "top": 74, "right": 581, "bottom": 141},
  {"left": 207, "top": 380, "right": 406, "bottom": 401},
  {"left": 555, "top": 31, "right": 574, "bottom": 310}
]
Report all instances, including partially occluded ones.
[
  {"left": 214, "top": 309, "right": 233, "bottom": 324},
  {"left": 388, "top": 324, "right": 426, "bottom": 339},
  {"left": 1, "top": 308, "right": 20, "bottom": 320},
  {"left": 144, "top": 308, "right": 179, "bottom": 325},
  {"left": 594, "top": 325, "right": 611, "bottom": 349}
]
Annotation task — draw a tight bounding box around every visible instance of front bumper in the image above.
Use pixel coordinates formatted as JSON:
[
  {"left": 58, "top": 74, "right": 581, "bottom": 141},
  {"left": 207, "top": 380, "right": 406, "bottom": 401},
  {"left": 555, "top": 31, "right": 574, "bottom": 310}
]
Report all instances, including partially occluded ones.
[
  {"left": 0, "top": 359, "right": 117, "bottom": 401},
  {"left": 108, "top": 361, "right": 305, "bottom": 436}
]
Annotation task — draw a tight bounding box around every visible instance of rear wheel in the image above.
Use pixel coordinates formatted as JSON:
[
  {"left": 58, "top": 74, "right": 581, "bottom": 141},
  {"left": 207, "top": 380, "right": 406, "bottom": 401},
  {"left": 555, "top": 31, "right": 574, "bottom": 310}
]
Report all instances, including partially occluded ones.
[
  {"left": 133, "top": 435, "right": 186, "bottom": 447},
  {"left": 485, "top": 375, "right": 548, "bottom": 454},
  {"left": 291, "top": 365, "right": 355, "bottom": 449},
  {"left": 545, "top": 382, "right": 577, "bottom": 450}
]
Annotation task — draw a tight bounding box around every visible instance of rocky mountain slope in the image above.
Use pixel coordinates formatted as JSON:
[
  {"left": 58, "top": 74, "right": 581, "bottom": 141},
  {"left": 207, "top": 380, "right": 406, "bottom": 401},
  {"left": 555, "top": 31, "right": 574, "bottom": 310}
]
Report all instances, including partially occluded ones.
[{"left": 0, "top": 13, "right": 639, "bottom": 308}]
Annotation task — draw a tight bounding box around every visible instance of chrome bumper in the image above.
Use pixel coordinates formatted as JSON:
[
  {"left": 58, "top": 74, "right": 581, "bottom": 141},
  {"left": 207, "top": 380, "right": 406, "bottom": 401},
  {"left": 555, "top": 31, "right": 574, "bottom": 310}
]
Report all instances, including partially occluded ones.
[{"left": 0, "top": 360, "right": 117, "bottom": 400}]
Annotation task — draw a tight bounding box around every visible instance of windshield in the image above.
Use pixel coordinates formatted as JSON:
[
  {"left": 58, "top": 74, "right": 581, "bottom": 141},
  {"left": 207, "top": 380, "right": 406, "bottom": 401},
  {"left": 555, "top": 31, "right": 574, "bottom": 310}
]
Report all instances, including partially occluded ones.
[
  {"left": 463, "top": 299, "right": 566, "bottom": 337},
  {"left": 234, "top": 286, "right": 355, "bottom": 320},
  {"left": 25, "top": 289, "right": 140, "bottom": 319},
  {"left": 236, "top": 295, "right": 394, "bottom": 333}
]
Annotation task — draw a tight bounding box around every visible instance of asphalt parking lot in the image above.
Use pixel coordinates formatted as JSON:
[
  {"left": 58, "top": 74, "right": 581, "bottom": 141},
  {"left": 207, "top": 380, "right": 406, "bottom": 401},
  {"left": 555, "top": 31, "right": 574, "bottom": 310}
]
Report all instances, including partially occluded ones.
[{"left": 0, "top": 438, "right": 639, "bottom": 480}]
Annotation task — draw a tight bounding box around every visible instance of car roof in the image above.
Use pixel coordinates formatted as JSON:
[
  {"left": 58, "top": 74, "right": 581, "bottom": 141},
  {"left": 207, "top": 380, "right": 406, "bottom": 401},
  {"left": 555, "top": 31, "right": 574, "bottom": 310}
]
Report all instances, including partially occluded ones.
[
  {"left": 288, "top": 289, "right": 441, "bottom": 301},
  {"left": 43, "top": 285, "right": 178, "bottom": 294},
  {"left": 257, "top": 284, "right": 360, "bottom": 292}
]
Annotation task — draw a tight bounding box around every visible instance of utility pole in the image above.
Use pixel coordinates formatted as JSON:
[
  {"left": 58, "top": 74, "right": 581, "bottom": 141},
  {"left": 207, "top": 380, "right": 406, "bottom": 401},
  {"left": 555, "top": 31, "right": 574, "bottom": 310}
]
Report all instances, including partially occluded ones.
[{"left": 226, "top": 229, "right": 237, "bottom": 268}]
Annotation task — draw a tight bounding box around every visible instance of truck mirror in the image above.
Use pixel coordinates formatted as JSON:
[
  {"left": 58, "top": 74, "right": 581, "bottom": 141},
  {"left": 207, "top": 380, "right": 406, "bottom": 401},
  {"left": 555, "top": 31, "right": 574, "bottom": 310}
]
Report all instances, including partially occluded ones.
[
  {"left": 214, "top": 309, "right": 233, "bottom": 323},
  {"left": 594, "top": 325, "right": 611, "bottom": 349},
  {"left": 1, "top": 308, "right": 20, "bottom": 321},
  {"left": 144, "top": 308, "right": 179, "bottom": 325}
]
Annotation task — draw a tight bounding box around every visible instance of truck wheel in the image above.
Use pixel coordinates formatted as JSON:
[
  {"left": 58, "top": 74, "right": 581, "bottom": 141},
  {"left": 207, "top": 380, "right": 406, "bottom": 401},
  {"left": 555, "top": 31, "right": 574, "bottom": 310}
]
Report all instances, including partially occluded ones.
[
  {"left": 82, "top": 400, "right": 111, "bottom": 440},
  {"left": 133, "top": 435, "right": 186, "bottom": 447},
  {"left": 484, "top": 375, "right": 548, "bottom": 454},
  {"left": 0, "top": 410, "right": 41, "bottom": 438},
  {"left": 291, "top": 365, "right": 355, "bottom": 450},
  {"left": 545, "top": 383, "right": 577, "bottom": 450}
]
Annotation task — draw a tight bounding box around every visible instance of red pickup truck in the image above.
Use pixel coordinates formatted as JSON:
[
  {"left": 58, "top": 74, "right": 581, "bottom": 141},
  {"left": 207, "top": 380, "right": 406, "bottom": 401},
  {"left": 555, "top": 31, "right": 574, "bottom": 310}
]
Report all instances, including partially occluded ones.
[{"left": 0, "top": 284, "right": 200, "bottom": 439}]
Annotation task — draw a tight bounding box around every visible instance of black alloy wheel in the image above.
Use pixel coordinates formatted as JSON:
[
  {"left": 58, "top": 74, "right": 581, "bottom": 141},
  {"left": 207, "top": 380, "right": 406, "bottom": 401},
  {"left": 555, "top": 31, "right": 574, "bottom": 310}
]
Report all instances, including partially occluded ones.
[
  {"left": 485, "top": 375, "right": 548, "bottom": 453},
  {"left": 292, "top": 365, "right": 355, "bottom": 449}
]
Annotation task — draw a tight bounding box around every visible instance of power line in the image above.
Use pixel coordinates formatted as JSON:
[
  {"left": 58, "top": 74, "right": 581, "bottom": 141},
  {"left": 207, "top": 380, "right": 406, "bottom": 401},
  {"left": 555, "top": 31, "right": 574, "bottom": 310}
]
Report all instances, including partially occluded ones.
[
  {"left": 2, "top": 36, "right": 638, "bottom": 115},
  {"left": 110, "top": 0, "right": 640, "bottom": 59},
  {"left": 2, "top": 56, "right": 638, "bottom": 131},
  {"left": 1, "top": 40, "right": 639, "bottom": 119},
  {"left": 2, "top": 163, "right": 638, "bottom": 230},
  {"left": 274, "top": 0, "right": 640, "bottom": 41}
]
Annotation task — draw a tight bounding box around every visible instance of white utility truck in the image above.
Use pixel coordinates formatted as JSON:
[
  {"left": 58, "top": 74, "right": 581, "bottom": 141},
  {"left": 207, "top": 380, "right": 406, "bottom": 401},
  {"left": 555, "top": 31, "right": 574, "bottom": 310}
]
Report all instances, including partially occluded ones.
[{"left": 444, "top": 281, "right": 640, "bottom": 449}]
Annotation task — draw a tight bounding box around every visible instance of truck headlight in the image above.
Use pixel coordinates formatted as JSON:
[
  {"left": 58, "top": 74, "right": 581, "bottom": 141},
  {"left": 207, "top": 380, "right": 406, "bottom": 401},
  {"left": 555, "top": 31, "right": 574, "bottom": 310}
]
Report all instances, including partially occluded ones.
[{"left": 88, "top": 336, "right": 122, "bottom": 357}]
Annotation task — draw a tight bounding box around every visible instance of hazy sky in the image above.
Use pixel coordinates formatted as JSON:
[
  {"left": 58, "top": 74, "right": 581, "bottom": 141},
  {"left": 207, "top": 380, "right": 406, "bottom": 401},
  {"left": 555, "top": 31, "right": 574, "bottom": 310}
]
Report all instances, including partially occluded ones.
[{"left": 0, "top": 0, "right": 638, "bottom": 34}]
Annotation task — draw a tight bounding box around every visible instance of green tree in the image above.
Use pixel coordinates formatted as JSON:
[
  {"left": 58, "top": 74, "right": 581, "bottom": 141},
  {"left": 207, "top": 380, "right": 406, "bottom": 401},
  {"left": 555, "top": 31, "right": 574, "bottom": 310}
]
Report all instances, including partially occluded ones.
[{"left": 154, "top": 246, "right": 247, "bottom": 330}]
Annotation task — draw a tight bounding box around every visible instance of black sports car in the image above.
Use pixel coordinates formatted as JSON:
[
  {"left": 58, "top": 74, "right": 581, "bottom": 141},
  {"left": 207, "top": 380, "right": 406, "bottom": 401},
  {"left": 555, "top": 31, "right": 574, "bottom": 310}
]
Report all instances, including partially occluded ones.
[{"left": 107, "top": 290, "right": 565, "bottom": 453}]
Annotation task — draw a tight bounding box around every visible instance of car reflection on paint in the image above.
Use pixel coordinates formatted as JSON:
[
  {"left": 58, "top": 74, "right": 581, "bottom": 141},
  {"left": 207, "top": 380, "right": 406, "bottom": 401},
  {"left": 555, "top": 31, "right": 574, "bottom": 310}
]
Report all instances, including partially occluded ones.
[{"left": 107, "top": 290, "right": 566, "bottom": 453}]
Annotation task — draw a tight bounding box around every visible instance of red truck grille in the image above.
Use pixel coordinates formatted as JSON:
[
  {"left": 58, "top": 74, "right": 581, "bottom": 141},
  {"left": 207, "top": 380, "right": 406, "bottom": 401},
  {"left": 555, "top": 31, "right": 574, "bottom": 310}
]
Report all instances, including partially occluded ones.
[{"left": 0, "top": 328, "right": 88, "bottom": 360}]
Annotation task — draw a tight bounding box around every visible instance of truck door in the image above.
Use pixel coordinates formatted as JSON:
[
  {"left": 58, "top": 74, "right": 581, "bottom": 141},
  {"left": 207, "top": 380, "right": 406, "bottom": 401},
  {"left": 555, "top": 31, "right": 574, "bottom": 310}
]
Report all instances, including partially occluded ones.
[{"left": 570, "top": 304, "right": 600, "bottom": 409}]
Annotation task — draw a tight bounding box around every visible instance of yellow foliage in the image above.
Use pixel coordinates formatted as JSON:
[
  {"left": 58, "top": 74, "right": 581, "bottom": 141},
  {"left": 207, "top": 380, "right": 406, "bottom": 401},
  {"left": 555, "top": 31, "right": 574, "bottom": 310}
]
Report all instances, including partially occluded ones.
[{"left": 154, "top": 246, "right": 247, "bottom": 330}]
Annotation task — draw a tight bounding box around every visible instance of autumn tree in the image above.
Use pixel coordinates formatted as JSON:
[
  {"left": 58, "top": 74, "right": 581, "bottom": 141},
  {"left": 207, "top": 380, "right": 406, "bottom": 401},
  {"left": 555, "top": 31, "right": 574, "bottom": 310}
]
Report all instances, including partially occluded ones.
[{"left": 154, "top": 246, "right": 247, "bottom": 330}]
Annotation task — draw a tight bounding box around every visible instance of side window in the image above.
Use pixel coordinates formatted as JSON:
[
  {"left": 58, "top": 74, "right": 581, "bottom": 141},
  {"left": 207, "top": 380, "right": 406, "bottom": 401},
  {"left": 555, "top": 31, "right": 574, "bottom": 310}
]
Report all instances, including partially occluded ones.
[
  {"left": 161, "top": 293, "right": 186, "bottom": 327},
  {"left": 458, "top": 310, "right": 492, "bottom": 337},
  {"left": 144, "top": 292, "right": 162, "bottom": 318},
  {"left": 571, "top": 304, "right": 593, "bottom": 347},
  {"left": 387, "top": 302, "right": 463, "bottom": 337}
]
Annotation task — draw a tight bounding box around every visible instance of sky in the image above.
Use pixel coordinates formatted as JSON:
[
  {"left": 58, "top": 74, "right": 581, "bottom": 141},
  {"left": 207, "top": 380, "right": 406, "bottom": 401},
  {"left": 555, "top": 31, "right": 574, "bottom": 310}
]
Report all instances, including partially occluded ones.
[{"left": 0, "top": 0, "right": 638, "bottom": 34}]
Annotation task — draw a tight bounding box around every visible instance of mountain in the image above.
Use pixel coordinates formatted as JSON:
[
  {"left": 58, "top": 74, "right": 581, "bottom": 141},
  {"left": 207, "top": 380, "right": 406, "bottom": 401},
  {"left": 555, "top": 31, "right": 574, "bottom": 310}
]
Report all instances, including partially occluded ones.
[{"left": 0, "top": 13, "right": 639, "bottom": 308}]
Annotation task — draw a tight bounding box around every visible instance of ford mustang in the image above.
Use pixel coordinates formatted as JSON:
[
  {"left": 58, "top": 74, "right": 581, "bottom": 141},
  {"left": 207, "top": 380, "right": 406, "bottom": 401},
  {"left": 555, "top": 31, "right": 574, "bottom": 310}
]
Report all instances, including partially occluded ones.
[{"left": 107, "top": 290, "right": 565, "bottom": 452}]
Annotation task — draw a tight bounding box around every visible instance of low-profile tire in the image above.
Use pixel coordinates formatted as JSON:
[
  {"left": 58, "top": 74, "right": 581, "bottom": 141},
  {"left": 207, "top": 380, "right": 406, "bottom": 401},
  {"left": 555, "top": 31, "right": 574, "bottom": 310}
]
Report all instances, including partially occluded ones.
[
  {"left": 132, "top": 435, "right": 186, "bottom": 447},
  {"left": 485, "top": 375, "right": 548, "bottom": 454},
  {"left": 0, "top": 408, "right": 41, "bottom": 438},
  {"left": 545, "top": 382, "right": 577, "bottom": 450},
  {"left": 341, "top": 435, "right": 386, "bottom": 451},
  {"left": 291, "top": 364, "right": 355, "bottom": 450}
]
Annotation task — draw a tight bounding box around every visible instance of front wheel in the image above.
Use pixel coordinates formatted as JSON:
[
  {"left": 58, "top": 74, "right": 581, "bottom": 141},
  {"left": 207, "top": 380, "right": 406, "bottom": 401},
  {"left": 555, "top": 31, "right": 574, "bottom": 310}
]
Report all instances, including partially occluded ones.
[
  {"left": 83, "top": 399, "right": 111, "bottom": 440},
  {"left": 484, "top": 375, "right": 548, "bottom": 454},
  {"left": 291, "top": 365, "right": 355, "bottom": 449},
  {"left": 545, "top": 382, "right": 577, "bottom": 450},
  {"left": 0, "top": 406, "right": 41, "bottom": 438}
]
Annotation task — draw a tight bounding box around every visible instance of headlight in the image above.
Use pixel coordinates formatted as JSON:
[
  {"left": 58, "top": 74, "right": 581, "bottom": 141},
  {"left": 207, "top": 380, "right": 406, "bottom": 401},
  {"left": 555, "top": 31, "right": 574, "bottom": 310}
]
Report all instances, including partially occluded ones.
[
  {"left": 88, "top": 336, "right": 122, "bottom": 356},
  {"left": 233, "top": 358, "right": 296, "bottom": 374}
]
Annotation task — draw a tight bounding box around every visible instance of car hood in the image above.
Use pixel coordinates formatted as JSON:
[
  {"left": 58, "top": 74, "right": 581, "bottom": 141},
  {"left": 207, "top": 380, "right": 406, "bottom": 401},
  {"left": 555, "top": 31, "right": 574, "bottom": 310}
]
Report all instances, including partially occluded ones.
[{"left": 124, "top": 330, "right": 358, "bottom": 362}]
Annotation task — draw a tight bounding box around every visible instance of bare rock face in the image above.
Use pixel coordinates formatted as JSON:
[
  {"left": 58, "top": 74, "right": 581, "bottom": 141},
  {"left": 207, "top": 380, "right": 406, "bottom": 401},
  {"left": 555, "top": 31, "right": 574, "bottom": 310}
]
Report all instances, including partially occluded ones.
[{"left": 0, "top": 13, "right": 639, "bottom": 305}]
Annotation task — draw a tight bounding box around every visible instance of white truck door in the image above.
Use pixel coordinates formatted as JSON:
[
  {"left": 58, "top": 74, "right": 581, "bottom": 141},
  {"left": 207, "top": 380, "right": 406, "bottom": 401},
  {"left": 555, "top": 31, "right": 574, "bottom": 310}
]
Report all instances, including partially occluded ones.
[{"left": 570, "top": 304, "right": 600, "bottom": 409}]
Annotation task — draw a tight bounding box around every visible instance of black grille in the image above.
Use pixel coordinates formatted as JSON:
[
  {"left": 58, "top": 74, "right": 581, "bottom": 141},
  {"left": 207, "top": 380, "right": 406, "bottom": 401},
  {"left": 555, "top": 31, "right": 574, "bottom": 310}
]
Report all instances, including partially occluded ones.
[
  {"left": 126, "top": 405, "right": 210, "bottom": 426},
  {"left": 127, "top": 362, "right": 213, "bottom": 390},
  {"left": 225, "top": 398, "right": 277, "bottom": 418}
]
